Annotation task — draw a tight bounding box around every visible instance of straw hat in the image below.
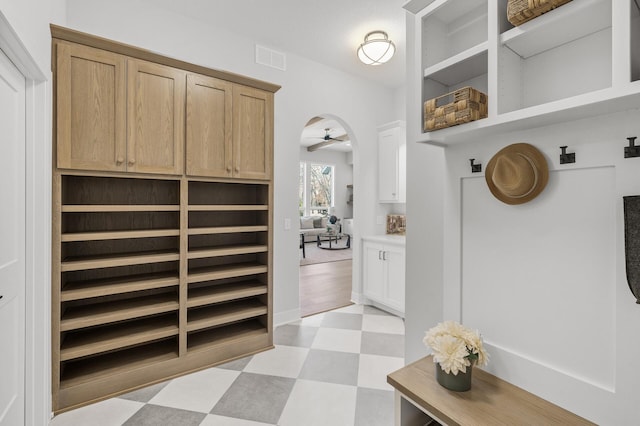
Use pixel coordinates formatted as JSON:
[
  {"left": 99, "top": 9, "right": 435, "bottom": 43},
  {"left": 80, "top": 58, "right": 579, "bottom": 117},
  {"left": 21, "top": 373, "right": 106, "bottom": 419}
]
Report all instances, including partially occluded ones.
[{"left": 485, "top": 143, "right": 549, "bottom": 205}]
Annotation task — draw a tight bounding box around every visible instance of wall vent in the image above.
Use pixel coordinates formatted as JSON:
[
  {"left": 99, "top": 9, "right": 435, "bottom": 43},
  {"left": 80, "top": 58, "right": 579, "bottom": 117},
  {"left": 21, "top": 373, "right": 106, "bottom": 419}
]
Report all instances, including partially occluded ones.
[{"left": 255, "top": 45, "right": 286, "bottom": 71}]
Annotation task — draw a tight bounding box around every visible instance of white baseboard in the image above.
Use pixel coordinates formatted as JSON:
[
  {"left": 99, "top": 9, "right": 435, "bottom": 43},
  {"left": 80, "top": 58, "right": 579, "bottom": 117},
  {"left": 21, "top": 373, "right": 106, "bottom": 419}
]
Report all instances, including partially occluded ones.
[
  {"left": 351, "top": 291, "right": 366, "bottom": 305},
  {"left": 274, "top": 308, "right": 301, "bottom": 326}
]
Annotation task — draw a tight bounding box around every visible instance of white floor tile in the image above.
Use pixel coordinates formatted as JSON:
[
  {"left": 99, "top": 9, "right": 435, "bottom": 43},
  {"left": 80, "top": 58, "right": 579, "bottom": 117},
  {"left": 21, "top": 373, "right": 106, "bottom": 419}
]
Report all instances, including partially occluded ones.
[
  {"left": 333, "top": 304, "right": 364, "bottom": 314},
  {"left": 299, "top": 312, "right": 325, "bottom": 327},
  {"left": 50, "top": 398, "right": 143, "bottom": 426},
  {"left": 311, "top": 327, "right": 362, "bottom": 353},
  {"left": 148, "top": 367, "right": 240, "bottom": 413},
  {"left": 358, "top": 354, "right": 405, "bottom": 391},
  {"left": 362, "top": 313, "right": 405, "bottom": 334},
  {"left": 278, "top": 379, "right": 357, "bottom": 426},
  {"left": 243, "top": 345, "right": 309, "bottom": 378},
  {"left": 200, "top": 414, "right": 275, "bottom": 425}
]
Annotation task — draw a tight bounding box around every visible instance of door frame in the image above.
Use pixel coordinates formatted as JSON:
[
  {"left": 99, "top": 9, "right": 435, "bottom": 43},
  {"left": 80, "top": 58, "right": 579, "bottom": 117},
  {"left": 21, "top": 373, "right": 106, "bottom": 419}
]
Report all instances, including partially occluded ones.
[{"left": 0, "top": 11, "right": 50, "bottom": 425}]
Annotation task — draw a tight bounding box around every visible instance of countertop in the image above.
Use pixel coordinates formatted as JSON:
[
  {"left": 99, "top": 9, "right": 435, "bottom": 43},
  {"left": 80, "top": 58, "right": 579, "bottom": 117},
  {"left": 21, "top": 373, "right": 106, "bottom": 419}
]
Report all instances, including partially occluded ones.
[{"left": 362, "top": 234, "right": 406, "bottom": 245}]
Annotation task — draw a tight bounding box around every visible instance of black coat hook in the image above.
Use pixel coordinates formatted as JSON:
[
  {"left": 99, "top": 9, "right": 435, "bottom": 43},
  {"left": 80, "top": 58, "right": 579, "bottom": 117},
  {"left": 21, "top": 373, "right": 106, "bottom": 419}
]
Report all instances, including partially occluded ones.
[
  {"left": 469, "top": 159, "right": 481, "bottom": 173},
  {"left": 625, "top": 137, "right": 640, "bottom": 158},
  {"left": 559, "top": 146, "right": 575, "bottom": 164}
]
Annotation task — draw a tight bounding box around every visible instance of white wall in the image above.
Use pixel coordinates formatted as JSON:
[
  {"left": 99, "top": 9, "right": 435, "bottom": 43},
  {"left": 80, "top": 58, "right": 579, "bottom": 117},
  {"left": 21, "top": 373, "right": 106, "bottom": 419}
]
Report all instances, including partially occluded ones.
[
  {"left": 299, "top": 147, "right": 353, "bottom": 220},
  {"left": 407, "top": 108, "right": 640, "bottom": 424},
  {"left": 65, "top": 0, "right": 398, "bottom": 324},
  {"left": 0, "top": 0, "right": 62, "bottom": 72}
]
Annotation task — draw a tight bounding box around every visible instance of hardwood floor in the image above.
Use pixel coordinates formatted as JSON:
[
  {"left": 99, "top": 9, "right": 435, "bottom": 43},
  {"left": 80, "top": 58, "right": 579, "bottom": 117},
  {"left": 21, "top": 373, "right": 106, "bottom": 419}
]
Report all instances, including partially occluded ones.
[{"left": 299, "top": 259, "right": 353, "bottom": 317}]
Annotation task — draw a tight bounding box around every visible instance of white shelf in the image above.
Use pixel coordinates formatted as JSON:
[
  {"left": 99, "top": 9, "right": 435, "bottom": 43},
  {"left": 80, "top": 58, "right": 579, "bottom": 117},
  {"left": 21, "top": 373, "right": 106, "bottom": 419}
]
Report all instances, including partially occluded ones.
[
  {"left": 501, "top": 0, "right": 611, "bottom": 59},
  {"left": 420, "top": 0, "right": 485, "bottom": 23},
  {"left": 417, "top": 83, "right": 640, "bottom": 145},
  {"left": 424, "top": 42, "right": 487, "bottom": 86},
  {"left": 406, "top": 0, "right": 640, "bottom": 147}
]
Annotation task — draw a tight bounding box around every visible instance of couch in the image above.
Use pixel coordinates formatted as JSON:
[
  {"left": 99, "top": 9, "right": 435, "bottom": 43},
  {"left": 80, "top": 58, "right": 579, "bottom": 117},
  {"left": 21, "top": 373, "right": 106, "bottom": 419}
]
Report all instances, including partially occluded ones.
[{"left": 300, "top": 215, "right": 339, "bottom": 243}]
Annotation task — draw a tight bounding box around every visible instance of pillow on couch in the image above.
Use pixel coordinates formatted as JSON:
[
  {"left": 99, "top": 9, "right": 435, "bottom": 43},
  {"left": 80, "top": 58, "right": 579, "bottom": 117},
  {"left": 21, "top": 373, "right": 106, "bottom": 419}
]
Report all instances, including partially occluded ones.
[
  {"left": 300, "top": 217, "right": 315, "bottom": 229},
  {"left": 313, "top": 216, "right": 328, "bottom": 229}
]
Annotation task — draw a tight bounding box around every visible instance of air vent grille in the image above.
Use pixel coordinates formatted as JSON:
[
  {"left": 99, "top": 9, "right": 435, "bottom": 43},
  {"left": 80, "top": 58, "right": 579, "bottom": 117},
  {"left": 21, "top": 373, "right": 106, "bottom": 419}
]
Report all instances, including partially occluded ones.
[{"left": 255, "top": 45, "right": 286, "bottom": 71}]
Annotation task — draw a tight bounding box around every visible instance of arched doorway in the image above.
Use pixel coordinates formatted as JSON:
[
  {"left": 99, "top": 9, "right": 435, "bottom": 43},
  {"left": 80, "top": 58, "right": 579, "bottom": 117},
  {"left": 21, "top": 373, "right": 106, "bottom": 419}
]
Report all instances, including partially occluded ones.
[{"left": 298, "top": 115, "right": 357, "bottom": 316}]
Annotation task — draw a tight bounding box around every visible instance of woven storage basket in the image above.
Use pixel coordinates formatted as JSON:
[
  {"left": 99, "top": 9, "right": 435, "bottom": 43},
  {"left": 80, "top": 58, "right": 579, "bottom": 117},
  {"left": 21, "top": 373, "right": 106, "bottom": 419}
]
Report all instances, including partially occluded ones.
[
  {"left": 507, "top": 0, "right": 572, "bottom": 26},
  {"left": 424, "top": 87, "right": 487, "bottom": 131}
]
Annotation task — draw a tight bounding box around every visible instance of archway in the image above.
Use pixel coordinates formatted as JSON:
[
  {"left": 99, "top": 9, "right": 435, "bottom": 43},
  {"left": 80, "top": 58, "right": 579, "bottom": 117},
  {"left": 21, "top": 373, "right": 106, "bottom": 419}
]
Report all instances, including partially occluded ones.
[{"left": 298, "top": 114, "right": 358, "bottom": 316}]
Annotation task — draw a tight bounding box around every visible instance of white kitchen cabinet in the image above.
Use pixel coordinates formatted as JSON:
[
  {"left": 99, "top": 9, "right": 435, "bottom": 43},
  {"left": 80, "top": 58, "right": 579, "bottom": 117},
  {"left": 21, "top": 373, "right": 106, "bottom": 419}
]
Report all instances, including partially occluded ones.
[
  {"left": 362, "top": 236, "right": 405, "bottom": 315},
  {"left": 378, "top": 121, "right": 406, "bottom": 203}
]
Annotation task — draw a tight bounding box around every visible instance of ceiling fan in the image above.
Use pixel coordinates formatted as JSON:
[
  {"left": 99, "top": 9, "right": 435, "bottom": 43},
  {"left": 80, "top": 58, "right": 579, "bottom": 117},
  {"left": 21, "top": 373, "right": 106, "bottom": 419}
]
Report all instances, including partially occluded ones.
[{"left": 307, "top": 128, "right": 349, "bottom": 152}]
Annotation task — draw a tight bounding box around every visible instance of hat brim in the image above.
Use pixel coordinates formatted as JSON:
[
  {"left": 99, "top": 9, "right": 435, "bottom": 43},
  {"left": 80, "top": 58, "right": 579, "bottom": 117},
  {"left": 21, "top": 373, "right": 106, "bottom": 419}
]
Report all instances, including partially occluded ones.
[{"left": 485, "top": 143, "right": 549, "bottom": 205}]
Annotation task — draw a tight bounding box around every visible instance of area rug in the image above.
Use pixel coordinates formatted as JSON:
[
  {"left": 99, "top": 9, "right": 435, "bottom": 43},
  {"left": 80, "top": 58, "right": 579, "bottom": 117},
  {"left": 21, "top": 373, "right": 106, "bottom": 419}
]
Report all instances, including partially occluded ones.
[{"left": 300, "top": 241, "right": 352, "bottom": 266}]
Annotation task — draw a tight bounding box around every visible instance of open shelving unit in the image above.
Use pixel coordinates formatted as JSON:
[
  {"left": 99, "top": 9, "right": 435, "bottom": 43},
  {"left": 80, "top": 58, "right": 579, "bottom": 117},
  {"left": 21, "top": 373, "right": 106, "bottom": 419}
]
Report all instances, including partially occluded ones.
[
  {"left": 185, "top": 181, "right": 270, "bottom": 354},
  {"left": 421, "top": 0, "right": 489, "bottom": 107},
  {"left": 405, "top": 0, "right": 640, "bottom": 145},
  {"left": 52, "top": 174, "right": 273, "bottom": 411}
]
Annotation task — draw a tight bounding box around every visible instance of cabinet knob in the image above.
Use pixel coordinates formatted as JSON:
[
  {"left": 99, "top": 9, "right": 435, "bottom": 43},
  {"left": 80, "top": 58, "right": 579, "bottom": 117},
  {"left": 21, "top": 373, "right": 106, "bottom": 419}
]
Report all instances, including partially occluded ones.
[
  {"left": 128, "top": 159, "right": 136, "bottom": 166},
  {"left": 116, "top": 157, "right": 124, "bottom": 165},
  {"left": 227, "top": 167, "right": 232, "bottom": 173},
  {"left": 234, "top": 166, "right": 240, "bottom": 173}
]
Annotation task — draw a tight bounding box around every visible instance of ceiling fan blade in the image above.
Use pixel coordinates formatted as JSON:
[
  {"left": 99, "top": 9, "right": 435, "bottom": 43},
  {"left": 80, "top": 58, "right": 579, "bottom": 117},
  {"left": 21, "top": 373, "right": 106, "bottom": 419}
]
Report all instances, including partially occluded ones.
[
  {"left": 332, "top": 134, "right": 349, "bottom": 141},
  {"left": 304, "top": 116, "right": 324, "bottom": 127},
  {"left": 307, "top": 140, "right": 338, "bottom": 152},
  {"left": 307, "top": 137, "right": 348, "bottom": 152}
]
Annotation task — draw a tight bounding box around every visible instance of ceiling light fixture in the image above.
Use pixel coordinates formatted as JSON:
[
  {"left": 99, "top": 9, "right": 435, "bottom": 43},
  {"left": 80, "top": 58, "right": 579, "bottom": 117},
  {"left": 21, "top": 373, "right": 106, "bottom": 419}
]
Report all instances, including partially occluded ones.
[{"left": 357, "top": 31, "right": 395, "bottom": 65}]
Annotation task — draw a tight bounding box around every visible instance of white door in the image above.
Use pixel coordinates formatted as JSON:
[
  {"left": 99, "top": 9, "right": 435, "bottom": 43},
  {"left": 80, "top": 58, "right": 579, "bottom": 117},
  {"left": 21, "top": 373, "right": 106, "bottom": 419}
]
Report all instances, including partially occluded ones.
[{"left": 0, "top": 49, "right": 26, "bottom": 426}]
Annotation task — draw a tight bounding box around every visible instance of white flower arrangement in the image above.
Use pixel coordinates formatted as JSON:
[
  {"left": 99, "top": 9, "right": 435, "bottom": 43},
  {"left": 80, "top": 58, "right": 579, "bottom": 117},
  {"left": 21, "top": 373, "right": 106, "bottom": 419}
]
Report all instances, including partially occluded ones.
[{"left": 423, "top": 321, "right": 488, "bottom": 375}]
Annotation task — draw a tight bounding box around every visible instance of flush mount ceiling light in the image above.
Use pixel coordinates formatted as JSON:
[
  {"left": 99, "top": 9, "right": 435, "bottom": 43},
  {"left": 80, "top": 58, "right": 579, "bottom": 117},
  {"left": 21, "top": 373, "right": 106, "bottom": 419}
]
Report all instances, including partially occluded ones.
[{"left": 357, "top": 31, "right": 395, "bottom": 65}]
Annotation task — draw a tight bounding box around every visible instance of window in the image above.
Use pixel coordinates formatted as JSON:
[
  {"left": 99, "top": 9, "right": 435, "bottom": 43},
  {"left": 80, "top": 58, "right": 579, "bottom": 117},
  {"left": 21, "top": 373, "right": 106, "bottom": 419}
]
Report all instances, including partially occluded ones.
[{"left": 299, "top": 162, "right": 334, "bottom": 216}]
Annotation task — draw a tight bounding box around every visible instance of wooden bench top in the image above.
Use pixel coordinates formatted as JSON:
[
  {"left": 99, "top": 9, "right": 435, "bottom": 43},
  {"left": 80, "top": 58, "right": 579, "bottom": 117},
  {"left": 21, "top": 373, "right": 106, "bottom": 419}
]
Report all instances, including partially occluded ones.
[{"left": 387, "top": 355, "right": 595, "bottom": 426}]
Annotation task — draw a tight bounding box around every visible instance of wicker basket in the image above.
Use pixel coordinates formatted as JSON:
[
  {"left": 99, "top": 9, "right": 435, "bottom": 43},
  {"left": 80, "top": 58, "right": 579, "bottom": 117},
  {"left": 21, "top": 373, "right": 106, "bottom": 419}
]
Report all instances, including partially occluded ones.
[
  {"left": 424, "top": 87, "right": 487, "bottom": 131},
  {"left": 507, "top": 0, "right": 572, "bottom": 26}
]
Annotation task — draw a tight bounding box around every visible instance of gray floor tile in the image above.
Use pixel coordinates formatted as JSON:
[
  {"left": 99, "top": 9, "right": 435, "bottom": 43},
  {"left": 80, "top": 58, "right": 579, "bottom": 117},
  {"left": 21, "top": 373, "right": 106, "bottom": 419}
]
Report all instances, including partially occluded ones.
[
  {"left": 123, "top": 404, "right": 206, "bottom": 426},
  {"left": 298, "top": 349, "right": 360, "bottom": 386},
  {"left": 211, "top": 372, "right": 295, "bottom": 424},
  {"left": 274, "top": 324, "right": 318, "bottom": 347},
  {"left": 354, "top": 387, "right": 395, "bottom": 426},
  {"left": 363, "top": 305, "right": 392, "bottom": 316},
  {"left": 361, "top": 331, "right": 405, "bottom": 358},
  {"left": 320, "top": 312, "right": 363, "bottom": 330},
  {"left": 216, "top": 355, "right": 253, "bottom": 371},
  {"left": 118, "top": 381, "right": 170, "bottom": 403}
]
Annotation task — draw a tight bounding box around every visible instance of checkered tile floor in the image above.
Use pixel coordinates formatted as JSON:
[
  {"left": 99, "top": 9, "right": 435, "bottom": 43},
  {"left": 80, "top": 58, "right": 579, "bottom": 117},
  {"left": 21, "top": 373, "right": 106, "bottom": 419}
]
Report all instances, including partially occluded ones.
[{"left": 51, "top": 304, "right": 405, "bottom": 426}]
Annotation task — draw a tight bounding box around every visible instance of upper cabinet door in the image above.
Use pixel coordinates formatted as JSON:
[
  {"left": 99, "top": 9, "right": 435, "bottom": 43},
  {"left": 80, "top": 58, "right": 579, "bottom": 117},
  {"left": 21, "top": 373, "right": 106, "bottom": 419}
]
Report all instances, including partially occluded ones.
[
  {"left": 378, "top": 128, "right": 400, "bottom": 202},
  {"left": 232, "top": 86, "right": 273, "bottom": 180},
  {"left": 185, "top": 74, "right": 233, "bottom": 178},
  {"left": 56, "top": 41, "right": 126, "bottom": 172},
  {"left": 127, "top": 59, "right": 185, "bottom": 175}
]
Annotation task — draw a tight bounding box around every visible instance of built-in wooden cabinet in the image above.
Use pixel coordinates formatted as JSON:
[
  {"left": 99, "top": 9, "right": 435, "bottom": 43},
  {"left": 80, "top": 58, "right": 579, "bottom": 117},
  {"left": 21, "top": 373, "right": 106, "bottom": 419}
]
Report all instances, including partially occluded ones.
[
  {"left": 186, "top": 74, "right": 233, "bottom": 177},
  {"left": 56, "top": 43, "right": 185, "bottom": 175},
  {"left": 404, "top": 0, "right": 640, "bottom": 145},
  {"left": 127, "top": 59, "right": 185, "bottom": 175},
  {"left": 51, "top": 25, "right": 279, "bottom": 413},
  {"left": 55, "top": 41, "right": 127, "bottom": 172},
  {"left": 232, "top": 86, "right": 273, "bottom": 180},
  {"left": 185, "top": 76, "right": 272, "bottom": 180}
]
